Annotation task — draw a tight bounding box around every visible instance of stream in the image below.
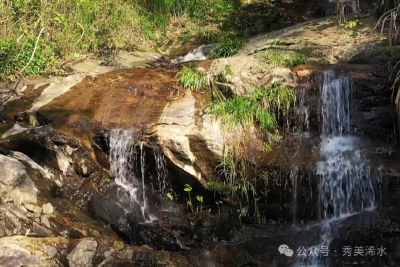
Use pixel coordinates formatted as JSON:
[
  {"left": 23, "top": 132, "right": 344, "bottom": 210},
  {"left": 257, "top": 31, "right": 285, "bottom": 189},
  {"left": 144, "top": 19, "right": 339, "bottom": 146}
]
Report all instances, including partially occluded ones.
[{"left": 0, "top": 5, "right": 400, "bottom": 266}]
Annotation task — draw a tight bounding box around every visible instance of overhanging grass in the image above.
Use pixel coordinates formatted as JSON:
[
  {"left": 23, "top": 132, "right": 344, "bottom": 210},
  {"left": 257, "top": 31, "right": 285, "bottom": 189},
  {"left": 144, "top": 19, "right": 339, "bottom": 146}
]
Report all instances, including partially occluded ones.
[
  {"left": 177, "top": 65, "right": 210, "bottom": 90},
  {"left": 208, "top": 36, "right": 244, "bottom": 58},
  {"left": 209, "top": 84, "right": 296, "bottom": 133}
]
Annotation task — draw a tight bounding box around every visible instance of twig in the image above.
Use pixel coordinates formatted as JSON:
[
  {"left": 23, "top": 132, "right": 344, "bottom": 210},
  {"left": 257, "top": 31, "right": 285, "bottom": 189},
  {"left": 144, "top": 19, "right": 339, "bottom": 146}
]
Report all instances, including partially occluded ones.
[
  {"left": 0, "top": 80, "right": 22, "bottom": 106},
  {"left": 374, "top": 7, "right": 397, "bottom": 31},
  {"left": 18, "top": 27, "right": 45, "bottom": 75},
  {"left": 73, "top": 22, "right": 84, "bottom": 47}
]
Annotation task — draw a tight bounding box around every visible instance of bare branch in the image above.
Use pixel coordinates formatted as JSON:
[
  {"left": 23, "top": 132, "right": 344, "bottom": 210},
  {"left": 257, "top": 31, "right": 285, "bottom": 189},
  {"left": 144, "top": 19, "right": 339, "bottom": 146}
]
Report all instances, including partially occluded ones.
[
  {"left": 18, "top": 27, "right": 45, "bottom": 75},
  {"left": 73, "top": 22, "right": 85, "bottom": 48}
]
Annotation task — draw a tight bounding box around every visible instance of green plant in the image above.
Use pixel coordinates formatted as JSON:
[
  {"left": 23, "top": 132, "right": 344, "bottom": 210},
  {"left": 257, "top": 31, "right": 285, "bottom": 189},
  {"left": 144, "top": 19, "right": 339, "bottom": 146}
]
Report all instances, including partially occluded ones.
[
  {"left": 209, "top": 83, "right": 296, "bottom": 135},
  {"left": 253, "top": 83, "right": 297, "bottom": 118},
  {"left": 177, "top": 65, "right": 210, "bottom": 90},
  {"left": 184, "top": 184, "right": 194, "bottom": 212},
  {"left": 224, "top": 64, "right": 233, "bottom": 76},
  {"left": 209, "top": 36, "right": 244, "bottom": 58},
  {"left": 208, "top": 180, "right": 232, "bottom": 194},
  {"left": 196, "top": 195, "right": 203, "bottom": 211},
  {"left": 341, "top": 20, "right": 359, "bottom": 29},
  {"left": 1, "top": 0, "right": 249, "bottom": 78},
  {"left": 210, "top": 94, "right": 277, "bottom": 132},
  {"left": 167, "top": 192, "right": 174, "bottom": 201},
  {"left": 0, "top": 37, "right": 55, "bottom": 80},
  {"left": 372, "top": 46, "right": 391, "bottom": 57},
  {"left": 261, "top": 50, "right": 307, "bottom": 68}
]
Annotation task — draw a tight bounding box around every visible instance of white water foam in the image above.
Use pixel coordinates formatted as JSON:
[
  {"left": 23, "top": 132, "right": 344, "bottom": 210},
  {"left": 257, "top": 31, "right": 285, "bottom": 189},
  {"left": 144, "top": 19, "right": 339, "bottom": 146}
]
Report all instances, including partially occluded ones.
[
  {"left": 109, "top": 129, "right": 151, "bottom": 221},
  {"left": 295, "top": 70, "right": 375, "bottom": 266},
  {"left": 109, "top": 129, "right": 172, "bottom": 222},
  {"left": 171, "top": 45, "right": 211, "bottom": 64}
]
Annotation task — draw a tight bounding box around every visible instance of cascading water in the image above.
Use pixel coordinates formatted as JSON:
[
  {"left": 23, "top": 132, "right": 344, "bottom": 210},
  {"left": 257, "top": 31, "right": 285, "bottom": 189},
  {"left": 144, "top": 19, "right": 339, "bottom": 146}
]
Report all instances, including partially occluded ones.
[
  {"left": 170, "top": 45, "right": 211, "bottom": 64},
  {"left": 109, "top": 129, "right": 148, "bottom": 220},
  {"left": 153, "top": 147, "right": 170, "bottom": 195},
  {"left": 109, "top": 129, "right": 171, "bottom": 222},
  {"left": 295, "top": 70, "right": 376, "bottom": 266}
]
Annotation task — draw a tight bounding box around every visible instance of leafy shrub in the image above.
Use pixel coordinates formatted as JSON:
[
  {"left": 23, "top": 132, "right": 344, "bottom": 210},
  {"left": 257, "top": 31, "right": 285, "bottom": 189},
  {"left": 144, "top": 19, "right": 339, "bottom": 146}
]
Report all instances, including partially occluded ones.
[{"left": 0, "top": 37, "right": 55, "bottom": 80}]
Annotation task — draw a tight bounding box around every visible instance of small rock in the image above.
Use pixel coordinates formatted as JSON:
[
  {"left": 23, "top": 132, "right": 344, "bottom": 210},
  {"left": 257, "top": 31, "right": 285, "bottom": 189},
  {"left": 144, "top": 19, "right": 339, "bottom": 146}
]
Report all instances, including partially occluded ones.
[
  {"left": 81, "top": 164, "right": 88, "bottom": 176},
  {"left": 26, "top": 212, "right": 41, "bottom": 218},
  {"left": 66, "top": 145, "right": 74, "bottom": 155},
  {"left": 33, "top": 222, "right": 53, "bottom": 237},
  {"left": 42, "top": 203, "right": 54, "bottom": 214},
  {"left": 47, "top": 246, "right": 58, "bottom": 256},
  {"left": 41, "top": 215, "right": 51, "bottom": 228},
  {"left": 23, "top": 204, "right": 42, "bottom": 214},
  {"left": 297, "top": 69, "right": 311, "bottom": 77},
  {"left": 67, "top": 239, "right": 98, "bottom": 267}
]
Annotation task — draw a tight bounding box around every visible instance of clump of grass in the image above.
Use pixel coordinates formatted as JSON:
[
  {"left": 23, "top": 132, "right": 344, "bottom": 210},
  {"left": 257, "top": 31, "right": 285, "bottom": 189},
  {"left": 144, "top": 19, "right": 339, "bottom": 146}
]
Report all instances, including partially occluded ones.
[
  {"left": 252, "top": 84, "right": 297, "bottom": 117},
  {"left": 372, "top": 46, "right": 391, "bottom": 57},
  {"left": 261, "top": 50, "right": 308, "bottom": 68},
  {"left": 210, "top": 94, "right": 278, "bottom": 132},
  {"left": 209, "top": 84, "right": 296, "bottom": 133},
  {"left": 208, "top": 180, "right": 233, "bottom": 194},
  {"left": 177, "top": 65, "right": 210, "bottom": 90},
  {"left": 209, "top": 36, "right": 244, "bottom": 58},
  {"left": 213, "top": 154, "right": 260, "bottom": 220}
]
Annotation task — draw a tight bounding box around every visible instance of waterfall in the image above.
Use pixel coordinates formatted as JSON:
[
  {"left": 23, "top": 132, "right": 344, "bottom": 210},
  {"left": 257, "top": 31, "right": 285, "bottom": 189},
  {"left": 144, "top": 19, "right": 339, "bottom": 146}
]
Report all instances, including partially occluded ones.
[
  {"left": 295, "top": 70, "right": 376, "bottom": 266},
  {"left": 109, "top": 129, "right": 171, "bottom": 222},
  {"left": 170, "top": 45, "right": 210, "bottom": 64},
  {"left": 318, "top": 70, "right": 375, "bottom": 218},
  {"left": 154, "top": 147, "right": 169, "bottom": 195}
]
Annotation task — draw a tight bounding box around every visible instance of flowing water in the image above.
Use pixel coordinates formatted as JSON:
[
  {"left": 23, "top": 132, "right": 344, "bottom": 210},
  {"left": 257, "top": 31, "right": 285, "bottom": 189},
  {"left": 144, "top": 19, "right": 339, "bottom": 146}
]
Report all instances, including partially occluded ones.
[
  {"left": 109, "top": 129, "right": 170, "bottom": 222},
  {"left": 295, "top": 70, "right": 376, "bottom": 266},
  {"left": 170, "top": 45, "right": 211, "bottom": 64}
]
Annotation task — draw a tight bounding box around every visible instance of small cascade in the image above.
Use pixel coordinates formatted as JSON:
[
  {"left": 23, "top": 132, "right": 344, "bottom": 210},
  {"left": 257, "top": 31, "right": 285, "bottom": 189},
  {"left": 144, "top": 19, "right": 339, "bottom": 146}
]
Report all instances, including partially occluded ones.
[
  {"left": 295, "top": 70, "right": 376, "bottom": 266},
  {"left": 295, "top": 87, "right": 310, "bottom": 133},
  {"left": 109, "top": 129, "right": 146, "bottom": 219},
  {"left": 170, "top": 45, "right": 210, "bottom": 64},
  {"left": 140, "top": 142, "right": 147, "bottom": 219},
  {"left": 291, "top": 166, "right": 298, "bottom": 227},
  {"left": 153, "top": 147, "right": 170, "bottom": 195},
  {"left": 109, "top": 129, "right": 171, "bottom": 222}
]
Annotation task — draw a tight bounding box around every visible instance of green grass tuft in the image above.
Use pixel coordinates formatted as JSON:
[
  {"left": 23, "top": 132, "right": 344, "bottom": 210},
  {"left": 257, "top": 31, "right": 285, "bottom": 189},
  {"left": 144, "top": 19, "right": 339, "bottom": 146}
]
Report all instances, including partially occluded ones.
[
  {"left": 209, "top": 36, "right": 244, "bottom": 58},
  {"left": 177, "top": 65, "right": 210, "bottom": 90},
  {"left": 209, "top": 84, "right": 296, "bottom": 134},
  {"left": 261, "top": 50, "right": 308, "bottom": 68}
]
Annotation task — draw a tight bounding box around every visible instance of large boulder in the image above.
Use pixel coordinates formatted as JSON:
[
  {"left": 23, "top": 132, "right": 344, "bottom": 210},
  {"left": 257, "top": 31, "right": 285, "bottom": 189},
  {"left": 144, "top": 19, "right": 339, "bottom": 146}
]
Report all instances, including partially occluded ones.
[
  {"left": 239, "top": 16, "right": 385, "bottom": 64},
  {"left": 209, "top": 55, "right": 293, "bottom": 95},
  {"left": 0, "top": 142, "right": 115, "bottom": 240},
  {"left": 1, "top": 67, "right": 227, "bottom": 186}
]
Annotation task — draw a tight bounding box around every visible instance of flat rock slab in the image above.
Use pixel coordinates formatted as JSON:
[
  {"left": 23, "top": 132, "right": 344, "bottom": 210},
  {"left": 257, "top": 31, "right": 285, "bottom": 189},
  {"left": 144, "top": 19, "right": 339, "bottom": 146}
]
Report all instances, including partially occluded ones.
[
  {"left": 239, "top": 16, "right": 386, "bottom": 63},
  {"left": 38, "top": 68, "right": 183, "bottom": 137}
]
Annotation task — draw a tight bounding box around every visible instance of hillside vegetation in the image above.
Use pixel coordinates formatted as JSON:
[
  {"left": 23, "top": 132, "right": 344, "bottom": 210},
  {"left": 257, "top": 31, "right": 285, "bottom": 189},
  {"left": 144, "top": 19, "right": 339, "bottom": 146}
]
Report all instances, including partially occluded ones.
[{"left": 0, "top": 0, "right": 275, "bottom": 80}]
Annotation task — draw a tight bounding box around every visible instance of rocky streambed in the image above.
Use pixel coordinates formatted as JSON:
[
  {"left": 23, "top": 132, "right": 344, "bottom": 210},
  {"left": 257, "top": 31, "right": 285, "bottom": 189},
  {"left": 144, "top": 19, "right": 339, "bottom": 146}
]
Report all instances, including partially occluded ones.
[{"left": 1, "top": 12, "right": 400, "bottom": 267}]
